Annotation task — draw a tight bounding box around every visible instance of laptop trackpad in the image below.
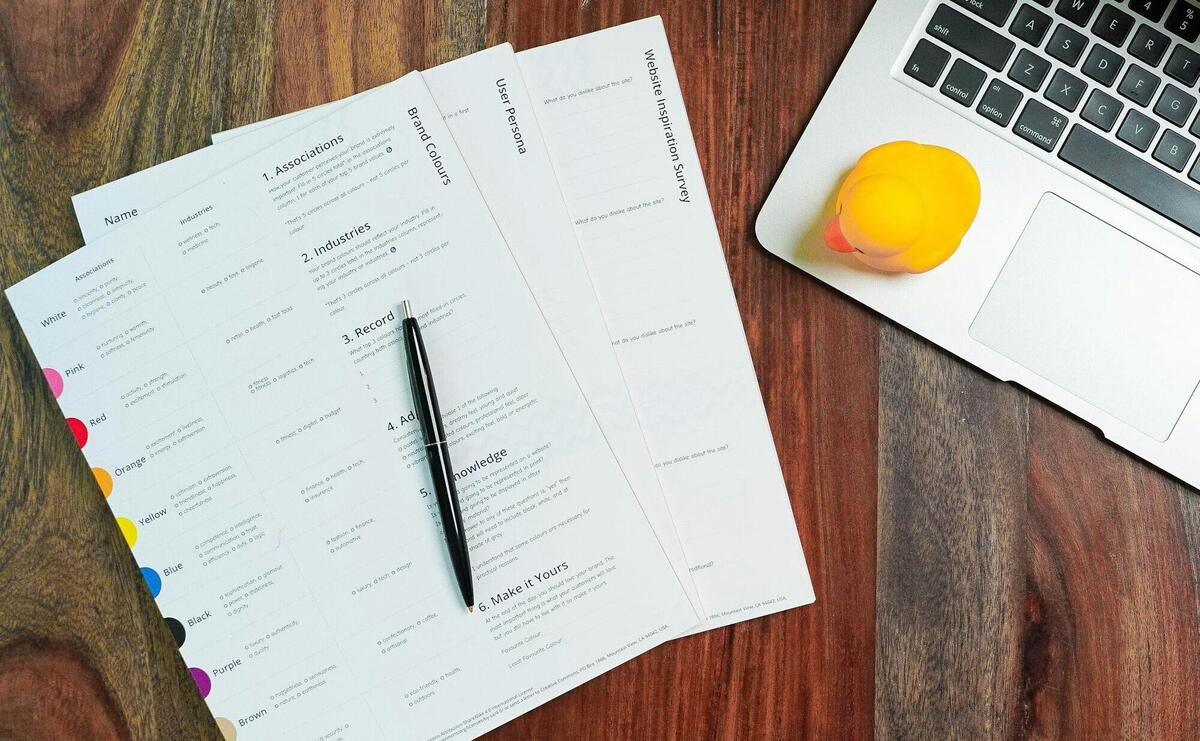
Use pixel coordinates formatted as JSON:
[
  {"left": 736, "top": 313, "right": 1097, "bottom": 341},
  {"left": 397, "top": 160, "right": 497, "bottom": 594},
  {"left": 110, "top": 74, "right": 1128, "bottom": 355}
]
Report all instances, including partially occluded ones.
[{"left": 970, "top": 194, "right": 1200, "bottom": 441}]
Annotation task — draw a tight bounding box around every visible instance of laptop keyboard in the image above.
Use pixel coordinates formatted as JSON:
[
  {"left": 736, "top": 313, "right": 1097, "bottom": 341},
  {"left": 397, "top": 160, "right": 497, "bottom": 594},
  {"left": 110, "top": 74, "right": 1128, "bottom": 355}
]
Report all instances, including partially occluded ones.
[{"left": 899, "top": 0, "right": 1200, "bottom": 238}]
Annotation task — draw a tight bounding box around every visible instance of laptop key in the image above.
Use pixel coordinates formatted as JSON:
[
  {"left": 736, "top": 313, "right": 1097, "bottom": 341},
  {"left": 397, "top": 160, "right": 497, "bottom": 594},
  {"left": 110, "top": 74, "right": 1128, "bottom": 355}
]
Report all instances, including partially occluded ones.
[
  {"left": 1055, "top": 0, "right": 1100, "bottom": 26},
  {"left": 927, "top": 5, "right": 1017, "bottom": 71},
  {"left": 1155, "top": 84, "right": 1198, "bottom": 127},
  {"left": 1011, "top": 4, "right": 1054, "bottom": 45},
  {"left": 1129, "top": 0, "right": 1171, "bottom": 23},
  {"left": 942, "top": 59, "right": 989, "bottom": 105},
  {"left": 1046, "top": 68, "right": 1088, "bottom": 111},
  {"left": 1015, "top": 98, "right": 1070, "bottom": 150},
  {"left": 1129, "top": 24, "right": 1170, "bottom": 67},
  {"left": 1119, "top": 64, "right": 1161, "bottom": 106},
  {"left": 1165, "top": 45, "right": 1200, "bottom": 86},
  {"left": 1117, "top": 109, "right": 1160, "bottom": 151},
  {"left": 977, "top": 78, "right": 1024, "bottom": 125},
  {"left": 1081, "top": 44, "right": 1124, "bottom": 86},
  {"left": 1092, "top": 4, "right": 1136, "bottom": 46},
  {"left": 905, "top": 39, "right": 952, "bottom": 86},
  {"left": 1165, "top": 0, "right": 1200, "bottom": 42},
  {"left": 1153, "top": 130, "right": 1196, "bottom": 172},
  {"left": 952, "top": 0, "right": 1018, "bottom": 25},
  {"left": 1047, "top": 24, "right": 1089, "bottom": 66},
  {"left": 1010, "top": 49, "right": 1053, "bottom": 90},
  {"left": 1082, "top": 89, "right": 1125, "bottom": 131},
  {"left": 1059, "top": 125, "right": 1200, "bottom": 237},
  {"left": 1192, "top": 111, "right": 1200, "bottom": 138}
]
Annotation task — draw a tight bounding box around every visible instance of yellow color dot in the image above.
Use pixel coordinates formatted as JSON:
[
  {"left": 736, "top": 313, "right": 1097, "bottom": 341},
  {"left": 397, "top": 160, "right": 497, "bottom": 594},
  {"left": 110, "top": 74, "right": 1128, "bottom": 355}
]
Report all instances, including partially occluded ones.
[
  {"left": 92, "top": 467, "right": 113, "bottom": 497},
  {"left": 215, "top": 718, "right": 237, "bottom": 740},
  {"left": 116, "top": 517, "right": 138, "bottom": 548}
]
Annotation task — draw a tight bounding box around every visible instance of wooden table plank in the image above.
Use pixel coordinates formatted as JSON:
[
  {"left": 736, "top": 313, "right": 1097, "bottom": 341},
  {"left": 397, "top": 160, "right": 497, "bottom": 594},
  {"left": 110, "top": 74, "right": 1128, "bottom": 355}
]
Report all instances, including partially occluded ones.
[{"left": 875, "top": 326, "right": 1028, "bottom": 739}]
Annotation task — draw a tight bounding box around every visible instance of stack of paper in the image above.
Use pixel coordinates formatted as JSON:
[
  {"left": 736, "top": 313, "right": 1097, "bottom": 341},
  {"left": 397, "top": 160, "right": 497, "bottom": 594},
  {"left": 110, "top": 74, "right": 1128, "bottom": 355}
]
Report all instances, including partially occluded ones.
[{"left": 7, "top": 17, "right": 813, "bottom": 741}]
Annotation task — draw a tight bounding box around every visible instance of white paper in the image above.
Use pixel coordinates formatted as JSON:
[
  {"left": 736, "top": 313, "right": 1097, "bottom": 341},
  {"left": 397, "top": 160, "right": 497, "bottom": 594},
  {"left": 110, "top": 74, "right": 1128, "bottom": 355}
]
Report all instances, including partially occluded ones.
[
  {"left": 518, "top": 17, "right": 814, "bottom": 628},
  {"left": 75, "top": 46, "right": 702, "bottom": 616},
  {"left": 12, "top": 72, "right": 697, "bottom": 739},
  {"left": 78, "top": 18, "right": 814, "bottom": 630}
]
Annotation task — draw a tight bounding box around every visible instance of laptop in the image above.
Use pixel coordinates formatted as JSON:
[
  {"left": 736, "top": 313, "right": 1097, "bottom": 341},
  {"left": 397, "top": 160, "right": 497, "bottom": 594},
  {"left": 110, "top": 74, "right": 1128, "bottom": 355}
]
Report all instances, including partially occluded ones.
[{"left": 757, "top": 0, "right": 1200, "bottom": 487}]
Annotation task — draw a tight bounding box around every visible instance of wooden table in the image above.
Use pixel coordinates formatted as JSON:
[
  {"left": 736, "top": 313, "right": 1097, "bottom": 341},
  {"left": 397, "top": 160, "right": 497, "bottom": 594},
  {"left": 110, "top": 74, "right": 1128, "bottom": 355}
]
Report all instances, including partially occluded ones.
[{"left": 1, "top": 1, "right": 1198, "bottom": 738}]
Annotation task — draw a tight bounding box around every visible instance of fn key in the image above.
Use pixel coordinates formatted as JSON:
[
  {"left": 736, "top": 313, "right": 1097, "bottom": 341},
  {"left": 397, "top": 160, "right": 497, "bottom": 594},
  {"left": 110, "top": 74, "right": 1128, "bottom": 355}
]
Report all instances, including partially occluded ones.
[{"left": 905, "top": 39, "right": 951, "bottom": 86}]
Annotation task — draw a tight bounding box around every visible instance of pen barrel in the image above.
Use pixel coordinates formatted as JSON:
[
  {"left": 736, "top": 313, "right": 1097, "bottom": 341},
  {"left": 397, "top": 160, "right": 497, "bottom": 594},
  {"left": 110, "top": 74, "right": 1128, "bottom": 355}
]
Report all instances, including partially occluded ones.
[
  {"left": 425, "top": 440, "right": 474, "bottom": 606},
  {"left": 402, "top": 318, "right": 447, "bottom": 445},
  {"left": 402, "top": 317, "right": 474, "bottom": 607}
]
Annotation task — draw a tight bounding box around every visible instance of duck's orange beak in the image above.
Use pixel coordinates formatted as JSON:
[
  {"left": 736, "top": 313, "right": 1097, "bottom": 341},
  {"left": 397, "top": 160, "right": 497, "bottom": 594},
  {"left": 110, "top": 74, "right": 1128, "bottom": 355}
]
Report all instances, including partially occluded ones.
[{"left": 825, "top": 214, "right": 856, "bottom": 253}]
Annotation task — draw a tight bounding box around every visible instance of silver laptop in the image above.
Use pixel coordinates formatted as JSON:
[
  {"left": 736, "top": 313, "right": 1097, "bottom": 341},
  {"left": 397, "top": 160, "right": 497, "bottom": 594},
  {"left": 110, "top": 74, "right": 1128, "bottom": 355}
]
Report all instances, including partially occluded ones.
[{"left": 757, "top": 0, "right": 1200, "bottom": 486}]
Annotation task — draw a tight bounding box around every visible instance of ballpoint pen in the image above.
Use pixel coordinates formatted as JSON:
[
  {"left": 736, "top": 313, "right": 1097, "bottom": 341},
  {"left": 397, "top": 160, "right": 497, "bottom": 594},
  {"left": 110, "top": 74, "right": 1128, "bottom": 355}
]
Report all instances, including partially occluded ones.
[{"left": 401, "top": 299, "right": 475, "bottom": 612}]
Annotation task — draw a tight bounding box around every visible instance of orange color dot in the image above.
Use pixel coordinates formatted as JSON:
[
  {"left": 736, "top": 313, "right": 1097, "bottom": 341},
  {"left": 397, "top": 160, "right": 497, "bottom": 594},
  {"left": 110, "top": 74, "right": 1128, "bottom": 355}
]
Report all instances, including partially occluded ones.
[{"left": 92, "top": 468, "right": 113, "bottom": 497}]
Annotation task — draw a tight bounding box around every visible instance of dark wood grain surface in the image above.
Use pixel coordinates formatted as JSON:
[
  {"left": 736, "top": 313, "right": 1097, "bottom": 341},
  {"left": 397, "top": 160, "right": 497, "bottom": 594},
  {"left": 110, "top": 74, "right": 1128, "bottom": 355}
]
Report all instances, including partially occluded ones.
[{"left": 0, "top": 1, "right": 1196, "bottom": 739}]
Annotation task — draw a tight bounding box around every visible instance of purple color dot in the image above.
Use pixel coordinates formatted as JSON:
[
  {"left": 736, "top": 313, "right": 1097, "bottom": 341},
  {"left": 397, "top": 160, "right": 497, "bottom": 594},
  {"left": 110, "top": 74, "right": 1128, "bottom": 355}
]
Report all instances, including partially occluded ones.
[{"left": 189, "top": 667, "right": 212, "bottom": 698}]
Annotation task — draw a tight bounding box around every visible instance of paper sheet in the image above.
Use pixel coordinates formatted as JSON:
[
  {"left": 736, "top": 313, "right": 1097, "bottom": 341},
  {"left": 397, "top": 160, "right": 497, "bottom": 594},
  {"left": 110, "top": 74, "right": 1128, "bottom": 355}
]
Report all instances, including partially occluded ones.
[
  {"left": 517, "top": 17, "right": 814, "bottom": 627},
  {"left": 10, "top": 72, "right": 697, "bottom": 739},
  {"left": 75, "top": 45, "right": 702, "bottom": 617},
  {"left": 77, "top": 17, "right": 815, "bottom": 631}
]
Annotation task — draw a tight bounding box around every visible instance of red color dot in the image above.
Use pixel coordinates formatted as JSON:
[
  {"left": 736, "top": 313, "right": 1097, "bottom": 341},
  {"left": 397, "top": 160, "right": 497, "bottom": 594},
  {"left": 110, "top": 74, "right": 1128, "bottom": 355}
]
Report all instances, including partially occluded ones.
[{"left": 66, "top": 418, "right": 88, "bottom": 448}]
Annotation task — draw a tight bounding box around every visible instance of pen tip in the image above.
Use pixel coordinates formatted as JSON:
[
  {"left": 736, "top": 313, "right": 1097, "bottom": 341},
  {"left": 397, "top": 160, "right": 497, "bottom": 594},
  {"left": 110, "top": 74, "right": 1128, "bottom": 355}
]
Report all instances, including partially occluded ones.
[
  {"left": 468, "top": 604, "right": 475, "bottom": 614},
  {"left": 401, "top": 299, "right": 412, "bottom": 319}
]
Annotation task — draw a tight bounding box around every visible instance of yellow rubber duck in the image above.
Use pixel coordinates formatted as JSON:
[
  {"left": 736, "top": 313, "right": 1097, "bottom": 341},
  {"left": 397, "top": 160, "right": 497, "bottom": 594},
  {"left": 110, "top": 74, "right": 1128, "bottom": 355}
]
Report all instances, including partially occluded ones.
[{"left": 824, "top": 141, "right": 980, "bottom": 273}]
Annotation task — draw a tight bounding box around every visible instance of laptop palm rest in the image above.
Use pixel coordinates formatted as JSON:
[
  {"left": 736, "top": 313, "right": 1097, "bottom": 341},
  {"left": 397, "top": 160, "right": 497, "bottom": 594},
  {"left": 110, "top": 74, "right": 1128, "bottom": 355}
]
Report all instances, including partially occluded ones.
[{"left": 970, "top": 194, "right": 1200, "bottom": 442}]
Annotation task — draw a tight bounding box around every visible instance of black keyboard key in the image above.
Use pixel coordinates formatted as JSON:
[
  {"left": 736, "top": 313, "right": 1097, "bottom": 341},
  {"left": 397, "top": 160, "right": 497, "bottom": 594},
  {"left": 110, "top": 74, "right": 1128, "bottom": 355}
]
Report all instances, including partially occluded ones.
[
  {"left": 1155, "top": 84, "right": 1198, "bottom": 127},
  {"left": 1153, "top": 130, "right": 1196, "bottom": 171},
  {"left": 1010, "top": 49, "right": 1054, "bottom": 89},
  {"left": 1130, "top": 24, "right": 1170, "bottom": 67},
  {"left": 1166, "top": 0, "right": 1200, "bottom": 42},
  {"left": 1129, "top": 0, "right": 1171, "bottom": 23},
  {"left": 1047, "top": 24, "right": 1089, "bottom": 66},
  {"left": 952, "top": 0, "right": 1018, "bottom": 25},
  {"left": 1190, "top": 159, "right": 1200, "bottom": 185},
  {"left": 942, "top": 59, "right": 989, "bottom": 105},
  {"left": 1119, "top": 64, "right": 1161, "bottom": 106},
  {"left": 1055, "top": 0, "right": 1100, "bottom": 26},
  {"left": 1082, "top": 88, "right": 1125, "bottom": 130},
  {"left": 1011, "top": 4, "right": 1055, "bottom": 44},
  {"left": 1165, "top": 45, "right": 1200, "bottom": 86},
  {"left": 1093, "top": 4, "right": 1136, "bottom": 45},
  {"left": 1059, "top": 125, "right": 1200, "bottom": 237},
  {"left": 1031, "top": 0, "right": 1052, "bottom": 5},
  {"left": 1117, "top": 109, "right": 1160, "bottom": 150},
  {"left": 1046, "top": 68, "right": 1088, "bottom": 110},
  {"left": 927, "top": 5, "right": 1017, "bottom": 71},
  {"left": 905, "top": 39, "right": 952, "bottom": 86},
  {"left": 1015, "top": 98, "right": 1070, "bottom": 149},
  {"left": 977, "top": 78, "right": 1024, "bottom": 125},
  {"left": 1082, "top": 44, "right": 1125, "bottom": 86}
]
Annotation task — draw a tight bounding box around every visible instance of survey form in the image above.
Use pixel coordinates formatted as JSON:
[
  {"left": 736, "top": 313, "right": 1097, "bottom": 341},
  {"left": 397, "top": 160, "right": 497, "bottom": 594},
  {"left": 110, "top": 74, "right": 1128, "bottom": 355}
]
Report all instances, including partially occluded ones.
[
  {"left": 11, "top": 72, "right": 698, "bottom": 739},
  {"left": 518, "top": 17, "right": 814, "bottom": 628},
  {"left": 74, "top": 45, "right": 703, "bottom": 616}
]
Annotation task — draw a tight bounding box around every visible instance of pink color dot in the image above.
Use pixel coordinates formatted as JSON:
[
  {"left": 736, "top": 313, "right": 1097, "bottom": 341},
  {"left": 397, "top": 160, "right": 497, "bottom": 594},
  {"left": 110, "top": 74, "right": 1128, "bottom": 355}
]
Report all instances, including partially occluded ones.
[
  {"left": 189, "top": 667, "right": 211, "bottom": 698},
  {"left": 43, "top": 368, "right": 63, "bottom": 399}
]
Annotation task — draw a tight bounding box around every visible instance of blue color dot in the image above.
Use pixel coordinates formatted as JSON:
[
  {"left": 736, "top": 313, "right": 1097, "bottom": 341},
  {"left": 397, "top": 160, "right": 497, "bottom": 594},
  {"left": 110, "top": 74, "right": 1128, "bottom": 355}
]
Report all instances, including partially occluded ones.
[{"left": 140, "top": 567, "right": 162, "bottom": 597}]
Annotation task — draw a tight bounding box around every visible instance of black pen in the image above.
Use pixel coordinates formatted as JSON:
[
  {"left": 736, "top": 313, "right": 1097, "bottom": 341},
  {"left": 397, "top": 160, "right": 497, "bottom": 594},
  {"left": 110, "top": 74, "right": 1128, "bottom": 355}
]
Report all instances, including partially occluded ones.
[{"left": 401, "top": 299, "right": 475, "bottom": 612}]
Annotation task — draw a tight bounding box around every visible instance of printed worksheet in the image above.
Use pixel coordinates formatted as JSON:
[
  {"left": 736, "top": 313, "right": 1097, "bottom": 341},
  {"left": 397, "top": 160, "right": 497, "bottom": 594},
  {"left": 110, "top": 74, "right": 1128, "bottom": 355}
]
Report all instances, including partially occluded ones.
[
  {"left": 74, "top": 46, "right": 702, "bottom": 615},
  {"left": 11, "top": 72, "right": 697, "bottom": 739},
  {"left": 518, "top": 17, "right": 814, "bottom": 628}
]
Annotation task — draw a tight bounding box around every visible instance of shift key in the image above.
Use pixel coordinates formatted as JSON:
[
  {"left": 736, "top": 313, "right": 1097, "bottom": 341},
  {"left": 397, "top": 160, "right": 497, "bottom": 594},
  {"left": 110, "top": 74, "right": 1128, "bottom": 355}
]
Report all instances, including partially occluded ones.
[
  {"left": 927, "top": 4, "right": 1017, "bottom": 71},
  {"left": 1014, "top": 99, "right": 1068, "bottom": 151}
]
